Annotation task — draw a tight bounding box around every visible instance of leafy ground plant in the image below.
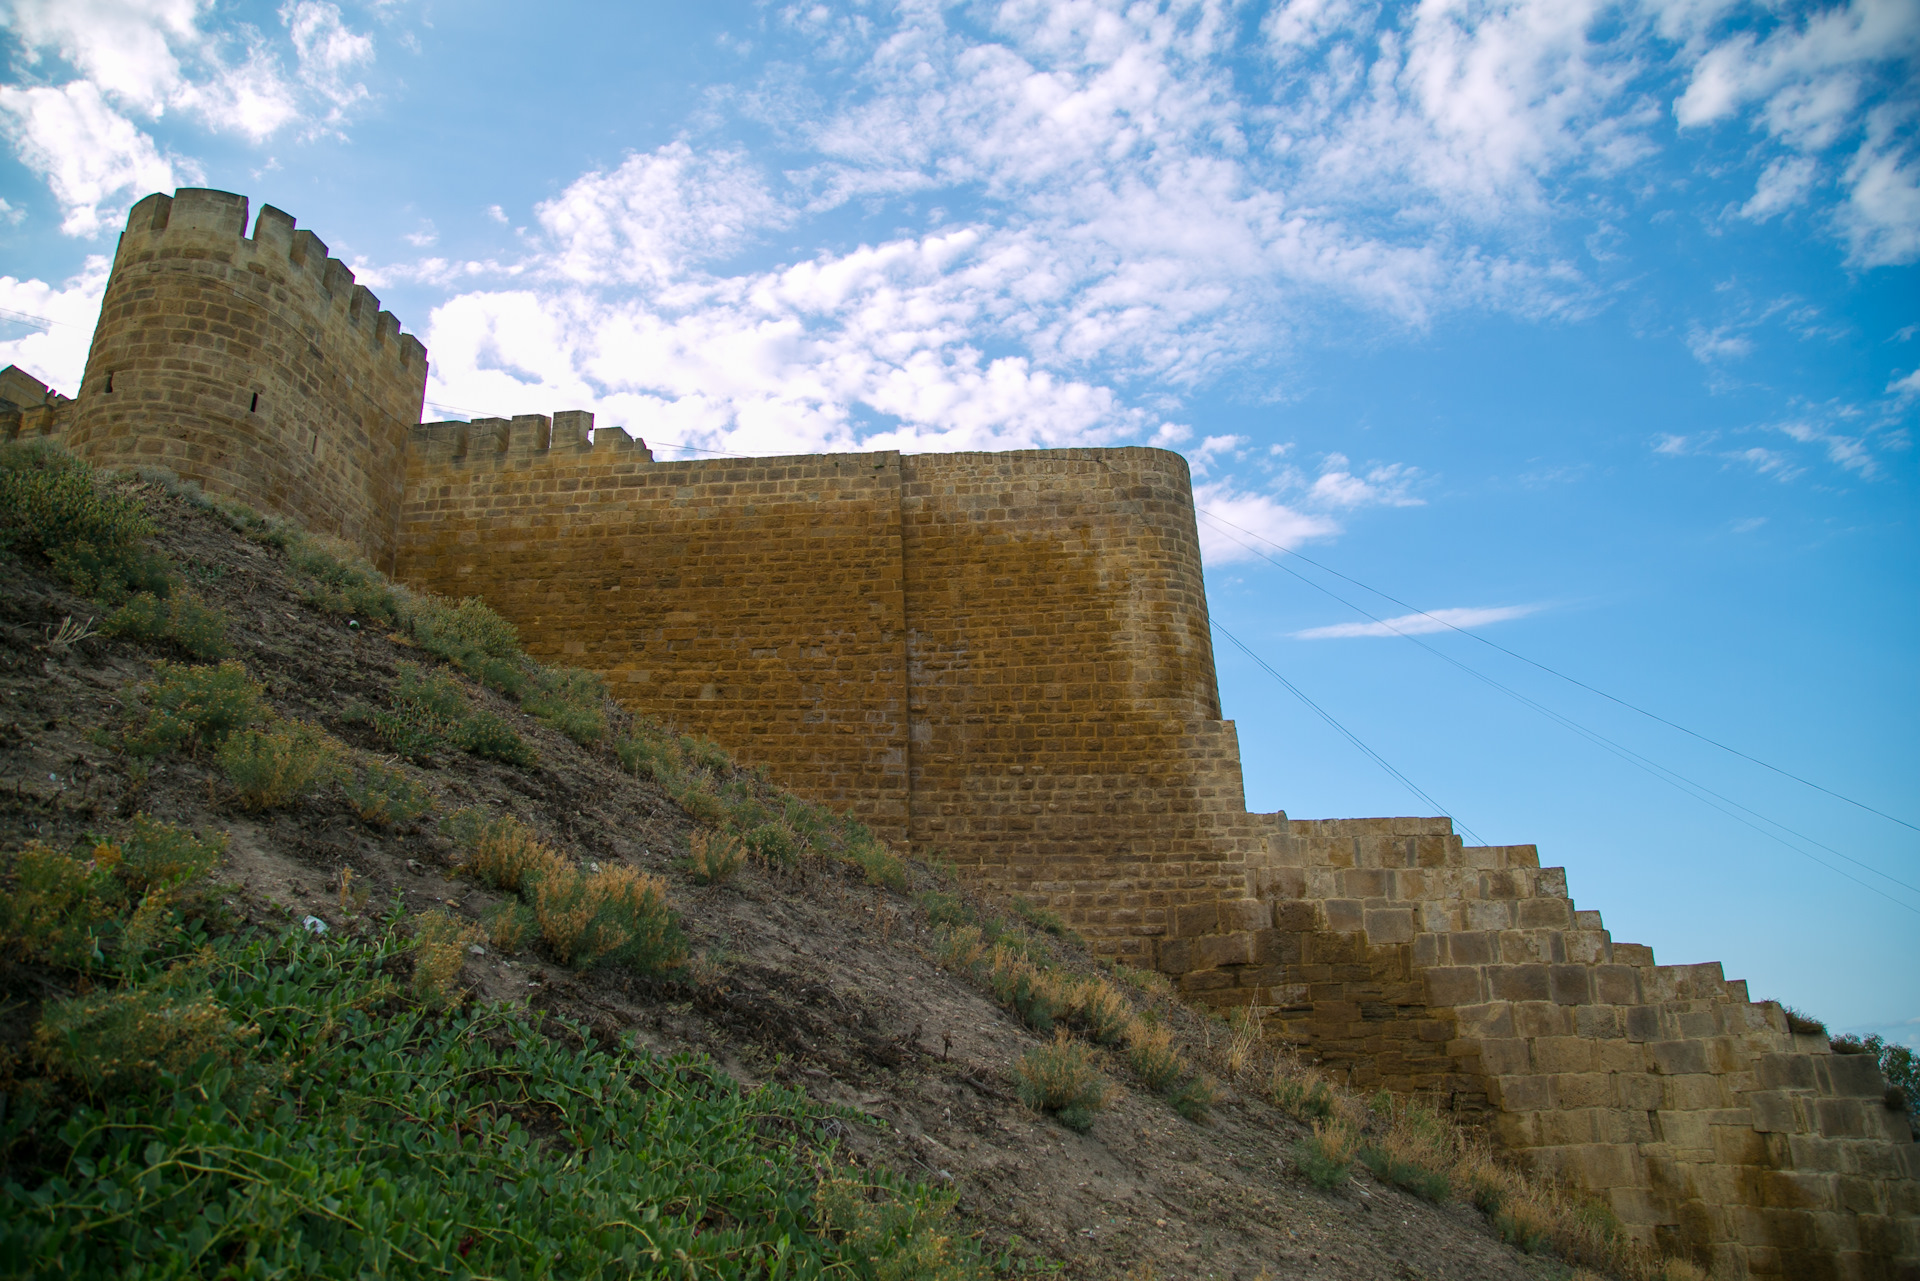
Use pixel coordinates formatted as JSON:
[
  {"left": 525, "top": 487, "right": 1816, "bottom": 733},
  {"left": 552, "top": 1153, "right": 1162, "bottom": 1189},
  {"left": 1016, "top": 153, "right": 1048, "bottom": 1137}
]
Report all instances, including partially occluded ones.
[
  {"left": 0, "top": 923, "right": 983, "bottom": 1280},
  {"left": 124, "top": 660, "right": 265, "bottom": 758},
  {"left": 100, "top": 588, "right": 231, "bottom": 659},
  {"left": 1295, "top": 1118, "right": 1359, "bottom": 1190},
  {"left": 342, "top": 759, "right": 435, "bottom": 826},
  {"left": 217, "top": 720, "right": 343, "bottom": 809}
]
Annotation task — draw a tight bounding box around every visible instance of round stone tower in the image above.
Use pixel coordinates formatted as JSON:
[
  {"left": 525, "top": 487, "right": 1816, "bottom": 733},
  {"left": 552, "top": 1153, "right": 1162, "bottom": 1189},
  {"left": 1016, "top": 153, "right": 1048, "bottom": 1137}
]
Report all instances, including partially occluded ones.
[{"left": 67, "top": 189, "right": 428, "bottom": 569}]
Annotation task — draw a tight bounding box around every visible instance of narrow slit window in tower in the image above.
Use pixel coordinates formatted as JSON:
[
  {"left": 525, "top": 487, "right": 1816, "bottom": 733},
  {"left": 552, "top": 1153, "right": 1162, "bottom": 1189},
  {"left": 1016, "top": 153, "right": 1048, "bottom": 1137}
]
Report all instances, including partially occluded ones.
[{"left": 250, "top": 392, "right": 259, "bottom": 413}]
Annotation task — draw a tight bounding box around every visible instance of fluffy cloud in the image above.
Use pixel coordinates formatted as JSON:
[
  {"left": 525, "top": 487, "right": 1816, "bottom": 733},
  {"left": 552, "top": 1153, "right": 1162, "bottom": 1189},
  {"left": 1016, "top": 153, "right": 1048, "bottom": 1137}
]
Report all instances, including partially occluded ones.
[
  {"left": 1674, "top": 0, "right": 1920, "bottom": 264},
  {"left": 0, "top": 82, "right": 188, "bottom": 235},
  {"left": 0, "top": 0, "right": 373, "bottom": 235},
  {"left": 0, "top": 254, "right": 112, "bottom": 390},
  {"left": 1292, "top": 604, "right": 1544, "bottom": 640}
]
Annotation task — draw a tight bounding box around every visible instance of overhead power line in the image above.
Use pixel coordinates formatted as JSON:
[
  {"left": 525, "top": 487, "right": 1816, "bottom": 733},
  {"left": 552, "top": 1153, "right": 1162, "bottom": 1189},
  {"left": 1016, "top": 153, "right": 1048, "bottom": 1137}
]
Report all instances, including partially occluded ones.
[
  {"left": 1198, "top": 512, "right": 1920, "bottom": 917},
  {"left": 1197, "top": 505, "right": 1920, "bottom": 837},
  {"left": 1209, "top": 614, "right": 1484, "bottom": 845}
]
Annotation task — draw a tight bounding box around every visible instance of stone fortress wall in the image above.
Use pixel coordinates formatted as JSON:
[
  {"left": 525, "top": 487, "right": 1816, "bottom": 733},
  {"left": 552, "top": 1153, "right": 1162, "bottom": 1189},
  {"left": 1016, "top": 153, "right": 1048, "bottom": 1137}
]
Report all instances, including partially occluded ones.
[
  {"left": 8, "top": 190, "right": 1914, "bottom": 1279},
  {"left": 57, "top": 190, "right": 426, "bottom": 570}
]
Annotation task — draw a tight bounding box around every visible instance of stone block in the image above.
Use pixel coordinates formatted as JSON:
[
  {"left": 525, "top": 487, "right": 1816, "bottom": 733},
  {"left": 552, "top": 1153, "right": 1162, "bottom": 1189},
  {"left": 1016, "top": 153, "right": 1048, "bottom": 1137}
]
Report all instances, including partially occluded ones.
[
  {"left": 1517, "top": 896, "right": 1573, "bottom": 928},
  {"left": 1157, "top": 937, "right": 1194, "bottom": 975},
  {"left": 1826, "top": 1052, "right": 1888, "bottom": 1098},
  {"left": 1532, "top": 1036, "right": 1596, "bottom": 1075},
  {"left": 1755, "top": 1052, "right": 1816, "bottom": 1091},
  {"left": 1363, "top": 907, "right": 1416, "bottom": 944},
  {"left": 1593, "top": 964, "right": 1641, "bottom": 1005},
  {"left": 1624, "top": 1004, "right": 1661, "bottom": 1042},
  {"left": 1513, "top": 1000, "right": 1572, "bottom": 1038},
  {"left": 1452, "top": 1002, "right": 1515, "bottom": 1038},
  {"left": 1219, "top": 898, "right": 1268, "bottom": 933},
  {"left": 1194, "top": 932, "right": 1252, "bottom": 969},
  {"left": 1574, "top": 1005, "right": 1623, "bottom": 1039},
  {"left": 1553, "top": 1072, "right": 1614, "bottom": 1109},
  {"left": 1423, "top": 965, "right": 1485, "bottom": 1006},
  {"left": 1449, "top": 930, "right": 1499, "bottom": 965},
  {"left": 1493, "top": 1074, "right": 1553, "bottom": 1111},
  {"left": 1549, "top": 964, "right": 1593, "bottom": 1005},
  {"left": 1173, "top": 901, "right": 1219, "bottom": 938},
  {"left": 1489, "top": 964, "right": 1551, "bottom": 1002},
  {"left": 1747, "top": 1090, "right": 1805, "bottom": 1134},
  {"left": 1650, "top": 1040, "right": 1710, "bottom": 1076},
  {"left": 1615, "top": 1071, "right": 1663, "bottom": 1110},
  {"left": 1478, "top": 1037, "right": 1531, "bottom": 1075},
  {"left": 1323, "top": 899, "right": 1362, "bottom": 933}
]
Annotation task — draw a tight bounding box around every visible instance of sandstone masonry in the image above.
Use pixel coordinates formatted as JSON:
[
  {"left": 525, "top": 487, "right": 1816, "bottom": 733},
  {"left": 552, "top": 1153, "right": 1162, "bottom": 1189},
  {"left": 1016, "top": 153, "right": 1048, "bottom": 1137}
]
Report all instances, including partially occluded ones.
[{"left": 6, "top": 189, "right": 1913, "bottom": 1280}]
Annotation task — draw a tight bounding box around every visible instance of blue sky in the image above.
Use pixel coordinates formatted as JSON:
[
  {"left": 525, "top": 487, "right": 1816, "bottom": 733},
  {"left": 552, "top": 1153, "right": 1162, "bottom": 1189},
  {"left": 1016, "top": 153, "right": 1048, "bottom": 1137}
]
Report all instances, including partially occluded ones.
[{"left": 1, "top": 0, "right": 1915, "bottom": 1039}]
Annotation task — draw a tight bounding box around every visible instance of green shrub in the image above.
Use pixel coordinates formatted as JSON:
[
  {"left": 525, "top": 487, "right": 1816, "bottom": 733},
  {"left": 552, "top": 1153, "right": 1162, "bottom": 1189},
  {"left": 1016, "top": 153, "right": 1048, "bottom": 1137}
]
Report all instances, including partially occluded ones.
[
  {"left": 459, "top": 709, "right": 537, "bottom": 767},
  {"left": 1168, "top": 1075, "right": 1218, "bottom": 1124},
  {"left": 917, "top": 891, "right": 976, "bottom": 929},
  {"left": 1126, "top": 1019, "right": 1186, "bottom": 1093},
  {"left": 1063, "top": 978, "right": 1132, "bottom": 1047},
  {"left": 125, "top": 660, "right": 265, "bottom": 758},
  {"left": 683, "top": 735, "right": 732, "bottom": 773},
  {"left": 405, "top": 594, "right": 522, "bottom": 675},
  {"left": 1270, "top": 1067, "right": 1338, "bottom": 1122},
  {"left": 363, "top": 662, "right": 469, "bottom": 760},
  {"left": 615, "top": 731, "right": 680, "bottom": 780},
  {"left": 0, "top": 443, "right": 169, "bottom": 602},
  {"left": 814, "top": 1169, "right": 984, "bottom": 1281},
  {"left": 674, "top": 779, "right": 729, "bottom": 827},
  {"left": 440, "top": 809, "right": 559, "bottom": 893},
  {"left": 343, "top": 760, "right": 435, "bottom": 826},
  {"left": 484, "top": 901, "right": 536, "bottom": 952},
  {"left": 411, "top": 909, "right": 477, "bottom": 1006},
  {"left": 522, "top": 666, "right": 607, "bottom": 745},
  {"left": 0, "top": 820, "right": 224, "bottom": 971},
  {"left": 218, "top": 721, "right": 342, "bottom": 810},
  {"left": 1014, "top": 1032, "right": 1108, "bottom": 1133},
  {"left": 0, "top": 844, "right": 123, "bottom": 968},
  {"left": 1360, "top": 1144, "right": 1451, "bottom": 1201},
  {"left": 742, "top": 821, "right": 800, "bottom": 867},
  {"left": 288, "top": 537, "right": 400, "bottom": 624},
  {"left": 101, "top": 589, "right": 231, "bottom": 659},
  {"left": 843, "top": 837, "right": 908, "bottom": 890},
  {"left": 1295, "top": 1119, "right": 1358, "bottom": 1190},
  {"left": 689, "top": 830, "right": 746, "bottom": 884},
  {"left": 33, "top": 980, "right": 252, "bottom": 1100},
  {"left": 526, "top": 861, "right": 685, "bottom": 973},
  {"left": 1011, "top": 897, "right": 1075, "bottom": 939},
  {"left": 113, "top": 814, "right": 226, "bottom": 896}
]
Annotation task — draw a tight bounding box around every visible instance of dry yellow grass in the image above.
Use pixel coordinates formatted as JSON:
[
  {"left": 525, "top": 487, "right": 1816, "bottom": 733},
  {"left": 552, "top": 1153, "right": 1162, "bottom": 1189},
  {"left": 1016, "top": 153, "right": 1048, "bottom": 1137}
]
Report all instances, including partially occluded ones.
[
  {"left": 411, "top": 909, "right": 478, "bottom": 1005},
  {"left": 688, "top": 829, "right": 745, "bottom": 884}
]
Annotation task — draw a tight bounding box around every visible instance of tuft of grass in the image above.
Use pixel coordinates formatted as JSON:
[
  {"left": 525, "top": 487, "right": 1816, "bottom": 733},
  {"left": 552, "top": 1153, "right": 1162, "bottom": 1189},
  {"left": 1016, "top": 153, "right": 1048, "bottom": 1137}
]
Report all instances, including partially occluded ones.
[
  {"left": 673, "top": 778, "right": 729, "bottom": 827},
  {"left": 100, "top": 589, "right": 230, "bottom": 659},
  {"left": 918, "top": 891, "right": 976, "bottom": 929},
  {"left": 813, "top": 1169, "right": 986, "bottom": 1281},
  {"left": 740, "top": 821, "right": 800, "bottom": 868},
  {"left": 112, "top": 814, "right": 226, "bottom": 897},
  {"left": 217, "top": 720, "right": 343, "bottom": 810},
  {"left": 125, "top": 660, "right": 265, "bottom": 758},
  {"left": 1778, "top": 1003, "right": 1827, "bottom": 1036},
  {"left": 1168, "top": 1074, "right": 1218, "bottom": 1124},
  {"left": 405, "top": 594, "right": 522, "bottom": 677},
  {"left": 521, "top": 666, "right": 607, "bottom": 745},
  {"left": 1014, "top": 1031, "right": 1109, "bottom": 1133},
  {"left": 459, "top": 708, "right": 537, "bottom": 767},
  {"left": 287, "top": 535, "right": 401, "bottom": 624},
  {"left": 0, "top": 441, "right": 169, "bottom": 602},
  {"left": 484, "top": 901, "right": 536, "bottom": 953},
  {"left": 441, "top": 809, "right": 561, "bottom": 893},
  {"left": 1010, "top": 897, "right": 1077, "bottom": 940},
  {"left": 1125, "top": 1018, "right": 1187, "bottom": 1094},
  {"left": 1295, "top": 1118, "right": 1359, "bottom": 1191},
  {"left": 1269, "top": 1059, "right": 1338, "bottom": 1123},
  {"left": 688, "top": 829, "right": 746, "bottom": 884},
  {"left": 614, "top": 730, "right": 680, "bottom": 781},
  {"left": 1062, "top": 976, "right": 1133, "bottom": 1047},
  {"left": 343, "top": 760, "right": 434, "bottom": 826},
  {"left": 411, "top": 909, "right": 479, "bottom": 1006},
  {"left": 526, "top": 861, "right": 685, "bottom": 973}
]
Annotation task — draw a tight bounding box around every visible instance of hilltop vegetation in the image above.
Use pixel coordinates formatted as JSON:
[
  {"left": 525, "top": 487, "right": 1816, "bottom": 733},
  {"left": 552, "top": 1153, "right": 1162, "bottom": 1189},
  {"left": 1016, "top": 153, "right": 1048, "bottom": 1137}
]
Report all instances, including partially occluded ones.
[{"left": 0, "top": 440, "right": 1705, "bottom": 1279}]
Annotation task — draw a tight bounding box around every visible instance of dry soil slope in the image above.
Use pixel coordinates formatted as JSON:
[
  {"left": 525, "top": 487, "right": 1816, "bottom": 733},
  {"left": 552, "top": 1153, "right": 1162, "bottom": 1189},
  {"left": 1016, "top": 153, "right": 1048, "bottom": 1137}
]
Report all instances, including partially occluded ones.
[{"left": 0, "top": 473, "right": 1571, "bottom": 1281}]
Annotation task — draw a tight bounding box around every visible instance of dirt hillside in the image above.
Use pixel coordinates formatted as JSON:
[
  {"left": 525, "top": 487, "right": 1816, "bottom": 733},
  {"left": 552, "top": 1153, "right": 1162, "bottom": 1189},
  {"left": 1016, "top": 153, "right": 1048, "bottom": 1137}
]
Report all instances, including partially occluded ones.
[{"left": 0, "top": 462, "right": 1593, "bottom": 1280}]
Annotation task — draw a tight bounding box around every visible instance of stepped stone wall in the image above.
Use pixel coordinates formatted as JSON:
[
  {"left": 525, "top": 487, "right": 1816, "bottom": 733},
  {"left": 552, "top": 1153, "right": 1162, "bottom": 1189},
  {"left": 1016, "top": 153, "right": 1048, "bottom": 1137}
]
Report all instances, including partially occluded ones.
[{"left": 8, "top": 188, "right": 1915, "bottom": 1279}]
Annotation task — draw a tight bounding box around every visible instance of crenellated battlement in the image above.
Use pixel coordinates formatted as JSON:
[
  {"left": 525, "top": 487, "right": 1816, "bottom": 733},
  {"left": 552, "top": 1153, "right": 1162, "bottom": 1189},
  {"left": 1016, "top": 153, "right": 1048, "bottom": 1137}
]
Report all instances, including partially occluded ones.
[
  {"left": 65, "top": 189, "right": 430, "bottom": 568},
  {"left": 408, "top": 411, "right": 647, "bottom": 465}
]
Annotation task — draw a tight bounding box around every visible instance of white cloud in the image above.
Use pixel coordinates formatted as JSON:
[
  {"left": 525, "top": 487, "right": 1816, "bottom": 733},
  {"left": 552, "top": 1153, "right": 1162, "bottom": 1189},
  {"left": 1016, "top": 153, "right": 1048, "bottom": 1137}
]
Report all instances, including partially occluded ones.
[
  {"left": 1192, "top": 482, "right": 1341, "bottom": 566},
  {"left": 1676, "top": 0, "right": 1920, "bottom": 265},
  {"left": 1739, "top": 154, "right": 1819, "bottom": 220},
  {"left": 0, "top": 255, "right": 112, "bottom": 391},
  {"left": 1688, "top": 323, "right": 1755, "bottom": 363},
  {"left": 1889, "top": 367, "right": 1920, "bottom": 396},
  {"left": 0, "top": 82, "right": 188, "bottom": 235},
  {"left": 537, "top": 143, "right": 786, "bottom": 287},
  {"left": 1293, "top": 604, "right": 1544, "bottom": 640},
  {"left": 0, "top": 0, "right": 375, "bottom": 232}
]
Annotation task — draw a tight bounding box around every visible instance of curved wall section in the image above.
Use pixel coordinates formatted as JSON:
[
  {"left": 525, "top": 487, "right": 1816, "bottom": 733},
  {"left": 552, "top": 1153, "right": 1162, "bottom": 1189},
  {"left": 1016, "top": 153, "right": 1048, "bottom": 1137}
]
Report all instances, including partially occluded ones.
[{"left": 67, "top": 189, "right": 427, "bottom": 568}]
